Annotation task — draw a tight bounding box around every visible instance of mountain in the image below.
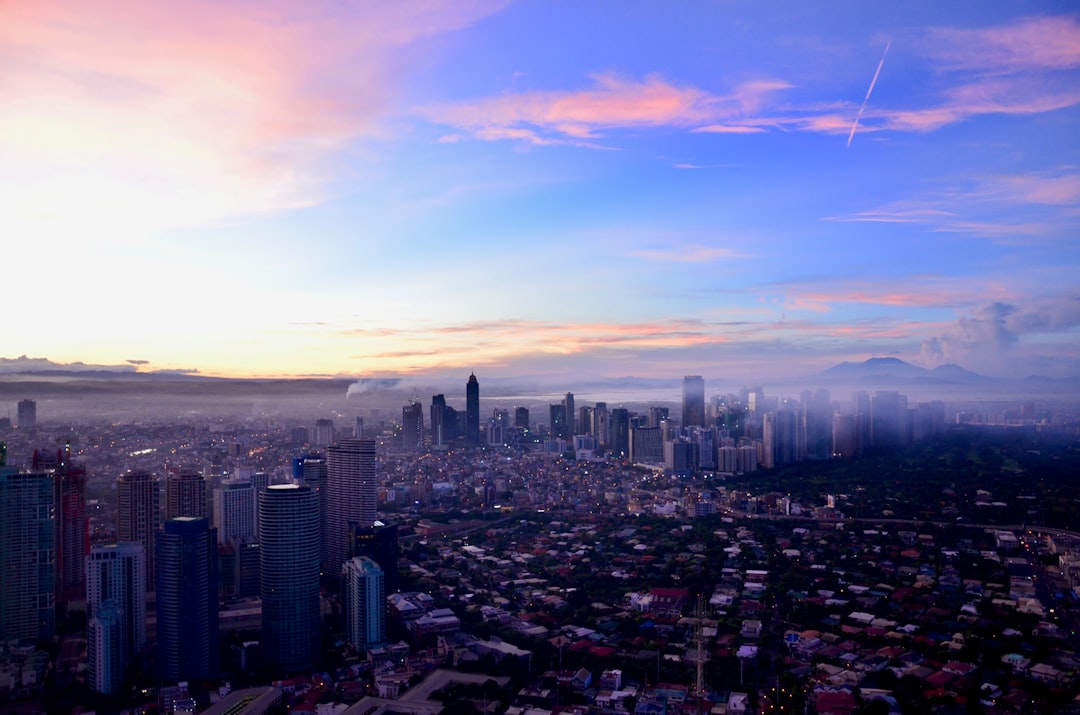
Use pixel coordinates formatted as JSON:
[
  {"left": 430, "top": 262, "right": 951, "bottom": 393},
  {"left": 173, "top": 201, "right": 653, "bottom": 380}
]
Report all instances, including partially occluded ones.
[{"left": 817, "top": 357, "right": 988, "bottom": 385}]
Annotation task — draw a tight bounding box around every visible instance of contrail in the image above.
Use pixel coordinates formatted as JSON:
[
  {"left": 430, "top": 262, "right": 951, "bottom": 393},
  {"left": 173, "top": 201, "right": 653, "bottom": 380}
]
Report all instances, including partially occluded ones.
[{"left": 847, "top": 41, "right": 890, "bottom": 148}]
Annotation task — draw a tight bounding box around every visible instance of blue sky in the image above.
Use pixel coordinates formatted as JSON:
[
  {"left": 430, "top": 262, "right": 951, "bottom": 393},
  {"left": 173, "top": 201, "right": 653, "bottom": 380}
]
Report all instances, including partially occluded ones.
[{"left": 2, "top": 1, "right": 1078, "bottom": 382}]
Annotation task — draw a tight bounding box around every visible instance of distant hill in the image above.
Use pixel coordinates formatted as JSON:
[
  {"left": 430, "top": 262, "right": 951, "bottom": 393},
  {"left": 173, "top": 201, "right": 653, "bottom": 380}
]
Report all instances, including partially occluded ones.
[{"left": 817, "top": 357, "right": 987, "bottom": 386}]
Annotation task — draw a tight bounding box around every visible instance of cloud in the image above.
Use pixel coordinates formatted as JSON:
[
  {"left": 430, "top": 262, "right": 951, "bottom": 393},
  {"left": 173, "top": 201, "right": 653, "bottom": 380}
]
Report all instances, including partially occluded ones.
[
  {"left": 424, "top": 16, "right": 1080, "bottom": 148},
  {"left": 919, "top": 295, "right": 1080, "bottom": 375},
  {"left": 423, "top": 73, "right": 791, "bottom": 143},
  {"left": 625, "top": 245, "right": 750, "bottom": 262},
  {"left": 0, "top": 356, "right": 138, "bottom": 373},
  {"left": 0, "top": 1, "right": 506, "bottom": 244}
]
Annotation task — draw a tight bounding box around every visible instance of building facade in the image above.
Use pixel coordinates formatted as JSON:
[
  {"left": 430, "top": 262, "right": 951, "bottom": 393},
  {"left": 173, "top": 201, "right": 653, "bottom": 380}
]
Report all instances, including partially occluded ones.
[
  {"left": 326, "top": 439, "right": 377, "bottom": 574},
  {"left": 341, "top": 556, "right": 386, "bottom": 653},
  {"left": 259, "top": 484, "right": 320, "bottom": 674},
  {"left": 86, "top": 542, "right": 146, "bottom": 691},
  {"left": 117, "top": 470, "right": 160, "bottom": 592},
  {"left": 0, "top": 468, "right": 55, "bottom": 642},
  {"left": 156, "top": 517, "right": 219, "bottom": 682}
]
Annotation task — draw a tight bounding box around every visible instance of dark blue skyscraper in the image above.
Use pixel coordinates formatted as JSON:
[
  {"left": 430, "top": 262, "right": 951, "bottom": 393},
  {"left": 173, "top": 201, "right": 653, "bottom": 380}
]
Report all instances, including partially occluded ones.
[
  {"left": 156, "top": 517, "right": 218, "bottom": 682},
  {"left": 466, "top": 373, "right": 480, "bottom": 446},
  {"left": 260, "top": 484, "right": 320, "bottom": 674}
]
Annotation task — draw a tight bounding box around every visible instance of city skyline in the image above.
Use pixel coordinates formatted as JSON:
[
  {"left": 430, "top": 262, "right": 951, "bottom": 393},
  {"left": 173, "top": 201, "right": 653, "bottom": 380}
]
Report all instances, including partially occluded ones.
[{"left": 3, "top": 2, "right": 1079, "bottom": 382}]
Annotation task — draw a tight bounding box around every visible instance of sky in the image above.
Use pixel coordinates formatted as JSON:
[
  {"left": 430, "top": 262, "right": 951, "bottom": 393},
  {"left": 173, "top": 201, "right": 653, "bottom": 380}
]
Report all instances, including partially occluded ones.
[{"left": 2, "top": 1, "right": 1079, "bottom": 384}]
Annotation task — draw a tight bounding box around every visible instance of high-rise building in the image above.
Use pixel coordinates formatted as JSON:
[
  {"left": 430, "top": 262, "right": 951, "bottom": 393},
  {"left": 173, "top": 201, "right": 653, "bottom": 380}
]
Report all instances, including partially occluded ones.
[
  {"left": 402, "top": 402, "right": 424, "bottom": 450},
  {"left": 563, "top": 392, "right": 575, "bottom": 437},
  {"left": 341, "top": 556, "right": 386, "bottom": 653},
  {"left": 213, "top": 478, "right": 255, "bottom": 544},
  {"left": 630, "top": 426, "right": 663, "bottom": 464},
  {"left": 514, "top": 406, "right": 529, "bottom": 431},
  {"left": 293, "top": 454, "right": 328, "bottom": 567},
  {"left": 117, "top": 471, "right": 160, "bottom": 592},
  {"left": 466, "top": 373, "right": 480, "bottom": 446},
  {"left": 86, "top": 542, "right": 146, "bottom": 693},
  {"left": 682, "top": 376, "right": 706, "bottom": 428},
  {"left": 165, "top": 468, "right": 206, "bottom": 520},
  {"left": 548, "top": 403, "right": 567, "bottom": 440},
  {"left": 260, "top": 485, "right": 320, "bottom": 674},
  {"left": 313, "top": 418, "right": 336, "bottom": 446},
  {"left": 430, "top": 394, "right": 448, "bottom": 448},
  {"left": 609, "top": 408, "right": 630, "bottom": 458},
  {"left": 0, "top": 468, "right": 55, "bottom": 642},
  {"left": 327, "top": 439, "right": 377, "bottom": 574},
  {"left": 156, "top": 517, "right": 218, "bottom": 682},
  {"left": 348, "top": 522, "right": 400, "bottom": 593},
  {"left": 33, "top": 446, "right": 87, "bottom": 604},
  {"left": 87, "top": 600, "right": 124, "bottom": 695},
  {"left": 17, "top": 399, "right": 36, "bottom": 430}
]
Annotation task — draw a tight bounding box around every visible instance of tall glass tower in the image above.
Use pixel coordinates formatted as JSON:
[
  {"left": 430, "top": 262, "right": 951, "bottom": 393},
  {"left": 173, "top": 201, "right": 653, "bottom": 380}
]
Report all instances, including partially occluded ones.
[
  {"left": 259, "top": 484, "right": 320, "bottom": 674},
  {"left": 156, "top": 517, "right": 218, "bottom": 682},
  {"left": 682, "top": 376, "right": 706, "bottom": 428},
  {"left": 87, "top": 542, "right": 145, "bottom": 692},
  {"left": 0, "top": 468, "right": 54, "bottom": 642},
  {"left": 466, "top": 373, "right": 480, "bottom": 446},
  {"left": 326, "top": 440, "right": 376, "bottom": 574}
]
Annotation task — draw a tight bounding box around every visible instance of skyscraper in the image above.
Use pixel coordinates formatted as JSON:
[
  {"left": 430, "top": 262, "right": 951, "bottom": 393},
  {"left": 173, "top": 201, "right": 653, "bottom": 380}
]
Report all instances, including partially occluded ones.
[
  {"left": 87, "top": 600, "right": 124, "bottom": 695},
  {"left": 33, "top": 446, "right": 87, "bottom": 604},
  {"left": 548, "top": 403, "right": 567, "bottom": 440},
  {"left": 341, "top": 556, "right": 386, "bottom": 653},
  {"left": 402, "top": 402, "right": 424, "bottom": 450},
  {"left": 326, "top": 439, "right": 377, "bottom": 574},
  {"left": 86, "top": 542, "right": 145, "bottom": 693},
  {"left": 0, "top": 467, "right": 55, "bottom": 642},
  {"left": 609, "top": 408, "right": 630, "bottom": 458},
  {"left": 165, "top": 468, "right": 206, "bottom": 520},
  {"left": 17, "top": 399, "right": 36, "bottom": 429},
  {"left": 563, "top": 392, "right": 575, "bottom": 437},
  {"left": 682, "top": 376, "right": 706, "bottom": 428},
  {"left": 466, "top": 373, "right": 480, "bottom": 446},
  {"left": 293, "top": 454, "right": 328, "bottom": 568},
  {"left": 117, "top": 470, "right": 159, "bottom": 592},
  {"left": 430, "top": 394, "right": 448, "bottom": 448},
  {"left": 213, "top": 478, "right": 255, "bottom": 544},
  {"left": 156, "top": 517, "right": 218, "bottom": 682},
  {"left": 260, "top": 484, "right": 320, "bottom": 674}
]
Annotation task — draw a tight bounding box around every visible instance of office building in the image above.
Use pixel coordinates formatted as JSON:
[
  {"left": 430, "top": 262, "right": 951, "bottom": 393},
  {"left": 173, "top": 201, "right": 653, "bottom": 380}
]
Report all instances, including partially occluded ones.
[
  {"left": 341, "top": 556, "right": 386, "bottom": 653},
  {"left": 348, "top": 522, "right": 399, "bottom": 593},
  {"left": 682, "top": 376, "right": 706, "bottom": 428},
  {"left": 156, "top": 517, "right": 218, "bottom": 682},
  {"left": 0, "top": 468, "right": 55, "bottom": 642},
  {"left": 86, "top": 542, "right": 146, "bottom": 694},
  {"left": 327, "top": 438, "right": 377, "bottom": 574},
  {"left": 87, "top": 543, "right": 146, "bottom": 660},
  {"left": 514, "top": 406, "right": 529, "bottom": 431},
  {"left": 630, "top": 427, "right": 663, "bottom": 465},
  {"left": 165, "top": 468, "right": 206, "bottom": 520},
  {"left": 313, "top": 418, "right": 335, "bottom": 446},
  {"left": 402, "top": 402, "right": 424, "bottom": 450},
  {"left": 609, "top": 408, "right": 630, "bottom": 458},
  {"left": 260, "top": 484, "right": 320, "bottom": 674},
  {"left": 88, "top": 600, "right": 124, "bottom": 694},
  {"left": 33, "top": 446, "right": 87, "bottom": 603},
  {"left": 466, "top": 373, "right": 480, "bottom": 446},
  {"left": 117, "top": 470, "right": 160, "bottom": 592},
  {"left": 293, "top": 454, "right": 328, "bottom": 567},
  {"left": 213, "top": 478, "right": 255, "bottom": 544},
  {"left": 563, "top": 392, "right": 575, "bottom": 437},
  {"left": 549, "top": 403, "right": 567, "bottom": 440},
  {"left": 17, "top": 399, "right": 36, "bottom": 429}
]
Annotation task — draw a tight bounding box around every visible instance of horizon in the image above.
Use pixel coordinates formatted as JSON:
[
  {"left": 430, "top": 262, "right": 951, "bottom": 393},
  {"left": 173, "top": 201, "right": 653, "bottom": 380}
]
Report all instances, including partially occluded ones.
[{"left": 4, "top": 3, "right": 1079, "bottom": 381}]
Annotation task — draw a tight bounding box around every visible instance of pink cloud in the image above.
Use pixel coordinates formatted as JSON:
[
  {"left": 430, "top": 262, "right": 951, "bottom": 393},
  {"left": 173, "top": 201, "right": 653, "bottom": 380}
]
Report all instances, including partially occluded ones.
[
  {"left": 0, "top": 1, "right": 506, "bottom": 235},
  {"left": 424, "top": 73, "right": 792, "bottom": 142},
  {"left": 926, "top": 16, "right": 1080, "bottom": 73}
]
